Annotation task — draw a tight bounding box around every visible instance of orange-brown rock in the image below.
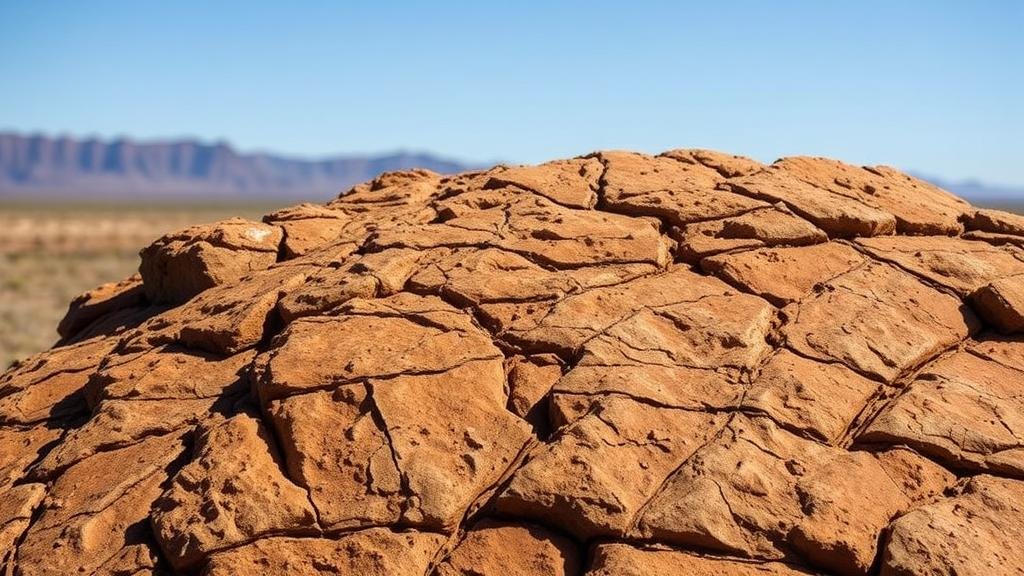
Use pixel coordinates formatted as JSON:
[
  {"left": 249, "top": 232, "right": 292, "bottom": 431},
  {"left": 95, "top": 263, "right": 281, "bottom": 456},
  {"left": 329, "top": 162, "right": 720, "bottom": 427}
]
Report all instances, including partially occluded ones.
[
  {"left": 251, "top": 293, "right": 502, "bottom": 402},
  {"left": 275, "top": 247, "right": 432, "bottom": 322},
  {"left": 701, "top": 242, "right": 866, "bottom": 306},
  {"left": 406, "top": 247, "right": 658, "bottom": 317},
  {"left": 726, "top": 167, "right": 897, "bottom": 237},
  {"left": 484, "top": 157, "right": 602, "bottom": 209},
  {"left": 56, "top": 274, "right": 145, "bottom": 339},
  {"left": 0, "top": 425, "right": 61, "bottom": 488},
  {"left": 30, "top": 397, "right": 220, "bottom": 479},
  {"left": 599, "top": 150, "right": 768, "bottom": 226},
  {"left": 966, "top": 208, "right": 1024, "bottom": 237},
  {"left": 139, "top": 217, "right": 283, "bottom": 303},
  {"left": 255, "top": 294, "right": 531, "bottom": 533},
  {"left": 262, "top": 203, "right": 365, "bottom": 259},
  {"left": 263, "top": 168, "right": 438, "bottom": 259},
  {"left": 742, "top": 349, "right": 880, "bottom": 443},
  {"left": 4, "top": 150, "right": 1024, "bottom": 575},
  {"left": 495, "top": 267, "right": 741, "bottom": 356},
  {"left": 202, "top": 528, "right": 444, "bottom": 576},
  {"left": 858, "top": 346, "right": 1024, "bottom": 476},
  {"left": 151, "top": 413, "right": 319, "bottom": 571},
  {"left": 496, "top": 397, "right": 726, "bottom": 539},
  {"left": 86, "top": 345, "right": 253, "bottom": 404},
  {"left": 435, "top": 519, "right": 580, "bottom": 576},
  {"left": 780, "top": 261, "right": 977, "bottom": 382},
  {"left": 661, "top": 148, "right": 766, "bottom": 178},
  {"left": 123, "top": 264, "right": 311, "bottom": 354},
  {"left": 855, "top": 235, "right": 1024, "bottom": 296},
  {"left": 16, "top": 432, "right": 187, "bottom": 576},
  {"left": 636, "top": 416, "right": 954, "bottom": 575},
  {"left": 0, "top": 483, "right": 45, "bottom": 571},
  {"left": 586, "top": 543, "right": 813, "bottom": 575},
  {"left": 880, "top": 475, "right": 1024, "bottom": 575},
  {"left": 41, "top": 343, "right": 255, "bottom": 483},
  {"left": 772, "top": 157, "right": 969, "bottom": 235},
  {"left": 0, "top": 335, "right": 117, "bottom": 424},
  {"left": 367, "top": 186, "right": 672, "bottom": 269},
  {"left": 673, "top": 204, "right": 828, "bottom": 262},
  {"left": 506, "top": 354, "right": 562, "bottom": 433},
  {"left": 971, "top": 274, "right": 1024, "bottom": 334}
]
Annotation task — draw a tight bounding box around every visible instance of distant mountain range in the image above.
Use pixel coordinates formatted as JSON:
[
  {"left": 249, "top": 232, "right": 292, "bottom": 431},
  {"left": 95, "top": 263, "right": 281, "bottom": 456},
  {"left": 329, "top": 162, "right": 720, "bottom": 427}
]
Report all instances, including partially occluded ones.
[
  {"left": 906, "top": 172, "right": 1024, "bottom": 203},
  {"left": 0, "top": 132, "right": 474, "bottom": 201},
  {"left": 0, "top": 132, "right": 1020, "bottom": 203}
]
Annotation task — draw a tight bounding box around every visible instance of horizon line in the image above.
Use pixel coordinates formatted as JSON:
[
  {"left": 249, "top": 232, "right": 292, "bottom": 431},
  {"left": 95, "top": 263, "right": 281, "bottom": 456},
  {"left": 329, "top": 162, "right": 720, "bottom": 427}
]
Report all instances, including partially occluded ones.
[{"left": 2, "top": 129, "right": 1022, "bottom": 192}]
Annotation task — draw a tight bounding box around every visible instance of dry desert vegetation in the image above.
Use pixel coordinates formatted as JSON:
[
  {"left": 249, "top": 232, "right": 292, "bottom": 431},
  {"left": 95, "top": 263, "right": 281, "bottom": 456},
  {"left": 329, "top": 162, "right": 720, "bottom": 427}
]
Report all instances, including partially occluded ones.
[{"left": 3, "top": 151, "right": 1024, "bottom": 576}]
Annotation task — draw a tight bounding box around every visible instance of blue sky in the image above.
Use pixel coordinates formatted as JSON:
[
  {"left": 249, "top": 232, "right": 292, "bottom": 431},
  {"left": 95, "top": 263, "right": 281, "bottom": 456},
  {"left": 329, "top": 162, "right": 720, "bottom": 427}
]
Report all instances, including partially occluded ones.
[{"left": 1, "top": 1, "right": 1021, "bottom": 185}]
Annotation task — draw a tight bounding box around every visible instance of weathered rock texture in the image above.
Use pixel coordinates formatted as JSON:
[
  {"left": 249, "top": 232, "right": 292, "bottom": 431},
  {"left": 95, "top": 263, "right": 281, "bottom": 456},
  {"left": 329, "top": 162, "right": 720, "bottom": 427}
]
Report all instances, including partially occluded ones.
[{"left": 3, "top": 150, "right": 1024, "bottom": 575}]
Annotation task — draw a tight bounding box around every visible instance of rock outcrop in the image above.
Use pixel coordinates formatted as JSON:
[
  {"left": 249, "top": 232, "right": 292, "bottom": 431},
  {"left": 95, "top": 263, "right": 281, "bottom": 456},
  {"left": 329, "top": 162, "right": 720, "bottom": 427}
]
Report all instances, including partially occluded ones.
[{"left": 3, "top": 150, "right": 1024, "bottom": 575}]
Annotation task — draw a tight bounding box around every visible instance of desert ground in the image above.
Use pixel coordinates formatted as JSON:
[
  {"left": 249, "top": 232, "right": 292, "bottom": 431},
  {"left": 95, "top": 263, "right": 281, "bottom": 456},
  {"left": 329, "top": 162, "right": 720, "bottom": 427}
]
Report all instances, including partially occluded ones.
[{"left": 0, "top": 201, "right": 282, "bottom": 367}]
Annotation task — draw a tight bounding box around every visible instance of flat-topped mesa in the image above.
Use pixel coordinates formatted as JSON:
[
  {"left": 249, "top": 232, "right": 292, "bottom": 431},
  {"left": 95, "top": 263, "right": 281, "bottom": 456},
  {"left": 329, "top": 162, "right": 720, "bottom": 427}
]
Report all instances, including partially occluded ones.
[{"left": 4, "top": 149, "right": 1024, "bottom": 576}]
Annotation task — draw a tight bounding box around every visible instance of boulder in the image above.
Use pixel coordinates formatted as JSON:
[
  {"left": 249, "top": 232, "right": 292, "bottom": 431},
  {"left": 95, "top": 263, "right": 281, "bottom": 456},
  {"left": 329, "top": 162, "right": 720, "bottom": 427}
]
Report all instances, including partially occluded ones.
[{"left": 4, "top": 149, "right": 1023, "bottom": 575}]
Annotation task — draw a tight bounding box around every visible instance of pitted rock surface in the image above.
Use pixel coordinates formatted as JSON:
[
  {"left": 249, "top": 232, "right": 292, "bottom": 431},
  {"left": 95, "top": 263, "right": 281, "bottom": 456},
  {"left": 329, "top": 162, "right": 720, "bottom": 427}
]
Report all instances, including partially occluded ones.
[{"left": 3, "top": 149, "right": 1024, "bottom": 575}]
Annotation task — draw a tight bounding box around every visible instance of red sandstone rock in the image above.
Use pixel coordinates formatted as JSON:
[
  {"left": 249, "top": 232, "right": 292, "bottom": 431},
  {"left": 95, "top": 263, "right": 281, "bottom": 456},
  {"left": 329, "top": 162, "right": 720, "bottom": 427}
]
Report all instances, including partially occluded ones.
[
  {"left": 4, "top": 150, "right": 1024, "bottom": 575},
  {"left": 496, "top": 396, "right": 726, "bottom": 539},
  {"left": 636, "top": 416, "right": 953, "bottom": 575},
  {"left": 858, "top": 346, "right": 1024, "bottom": 476},
  {"left": 599, "top": 150, "right": 768, "bottom": 226},
  {"left": 966, "top": 208, "right": 1024, "bottom": 237},
  {"left": 742, "top": 349, "right": 880, "bottom": 443},
  {"left": 151, "top": 413, "right": 319, "bottom": 571},
  {"left": 673, "top": 204, "right": 828, "bottom": 262},
  {"left": 435, "top": 519, "right": 580, "bottom": 576},
  {"left": 881, "top": 475, "right": 1024, "bottom": 575},
  {"left": 0, "top": 335, "right": 117, "bottom": 425},
  {"left": 701, "top": 242, "right": 866, "bottom": 306},
  {"left": 16, "top": 432, "right": 187, "bottom": 576},
  {"left": 484, "top": 157, "right": 602, "bottom": 209},
  {"left": 139, "top": 217, "right": 283, "bottom": 303},
  {"left": 587, "top": 543, "right": 813, "bottom": 575},
  {"left": 0, "top": 426, "right": 61, "bottom": 488},
  {"left": 202, "top": 528, "right": 444, "bottom": 576},
  {"left": 772, "top": 156, "right": 969, "bottom": 235},
  {"left": 264, "top": 169, "right": 439, "bottom": 259},
  {"left": 780, "top": 261, "right": 977, "bottom": 382},
  {"left": 57, "top": 274, "right": 146, "bottom": 339},
  {"left": 726, "top": 166, "right": 897, "bottom": 237},
  {"left": 855, "top": 235, "right": 1024, "bottom": 296},
  {"left": 971, "top": 274, "right": 1024, "bottom": 333},
  {"left": 0, "top": 483, "right": 44, "bottom": 572}
]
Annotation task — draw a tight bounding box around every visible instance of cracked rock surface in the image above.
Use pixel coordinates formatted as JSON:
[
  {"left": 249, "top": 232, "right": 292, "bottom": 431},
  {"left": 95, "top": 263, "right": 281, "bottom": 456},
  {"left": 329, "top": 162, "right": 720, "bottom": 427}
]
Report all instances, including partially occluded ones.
[{"left": 3, "top": 149, "right": 1024, "bottom": 575}]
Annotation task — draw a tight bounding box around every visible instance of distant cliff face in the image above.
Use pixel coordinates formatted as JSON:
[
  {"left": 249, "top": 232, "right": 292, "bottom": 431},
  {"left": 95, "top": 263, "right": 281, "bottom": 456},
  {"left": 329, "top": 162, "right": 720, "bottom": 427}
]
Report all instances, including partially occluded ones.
[{"left": 0, "top": 133, "right": 472, "bottom": 200}]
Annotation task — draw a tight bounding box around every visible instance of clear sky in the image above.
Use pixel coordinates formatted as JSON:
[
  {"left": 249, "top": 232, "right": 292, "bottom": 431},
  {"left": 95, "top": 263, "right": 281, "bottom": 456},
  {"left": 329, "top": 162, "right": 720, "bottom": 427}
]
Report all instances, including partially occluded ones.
[{"left": 1, "top": 1, "right": 1021, "bottom": 185}]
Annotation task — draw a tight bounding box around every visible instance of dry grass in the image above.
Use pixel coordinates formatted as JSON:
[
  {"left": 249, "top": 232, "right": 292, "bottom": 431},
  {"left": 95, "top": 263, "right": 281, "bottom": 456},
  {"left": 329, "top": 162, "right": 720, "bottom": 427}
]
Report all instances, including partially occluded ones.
[{"left": 0, "top": 201, "right": 283, "bottom": 368}]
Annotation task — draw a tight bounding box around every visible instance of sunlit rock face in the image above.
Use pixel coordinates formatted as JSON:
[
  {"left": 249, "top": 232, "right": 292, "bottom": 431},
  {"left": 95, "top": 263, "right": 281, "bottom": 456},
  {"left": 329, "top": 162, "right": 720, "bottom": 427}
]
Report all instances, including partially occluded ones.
[{"left": 4, "top": 149, "right": 1024, "bottom": 576}]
